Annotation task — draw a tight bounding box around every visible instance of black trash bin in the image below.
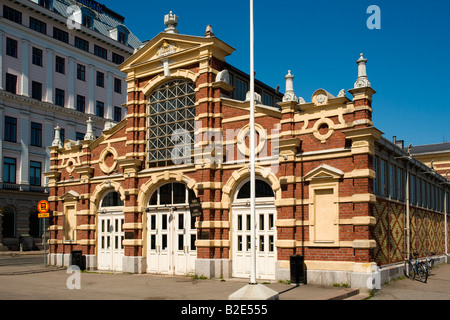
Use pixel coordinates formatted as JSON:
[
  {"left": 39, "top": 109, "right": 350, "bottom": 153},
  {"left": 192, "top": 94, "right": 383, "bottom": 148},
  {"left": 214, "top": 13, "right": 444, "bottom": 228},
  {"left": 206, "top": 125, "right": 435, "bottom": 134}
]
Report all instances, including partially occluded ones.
[
  {"left": 71, "top": 250, "right": 85, "bottom": 271},
  {"left": 290, "top": 255, "right": 306, "bottom": 285}
]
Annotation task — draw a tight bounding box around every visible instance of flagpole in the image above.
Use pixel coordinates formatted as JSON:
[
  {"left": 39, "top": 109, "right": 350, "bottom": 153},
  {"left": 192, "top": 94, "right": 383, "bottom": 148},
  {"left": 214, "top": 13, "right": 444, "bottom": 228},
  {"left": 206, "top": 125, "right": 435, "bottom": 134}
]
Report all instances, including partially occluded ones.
[{"left": 249, "top": 0, "right": 257, "bottom": 285}]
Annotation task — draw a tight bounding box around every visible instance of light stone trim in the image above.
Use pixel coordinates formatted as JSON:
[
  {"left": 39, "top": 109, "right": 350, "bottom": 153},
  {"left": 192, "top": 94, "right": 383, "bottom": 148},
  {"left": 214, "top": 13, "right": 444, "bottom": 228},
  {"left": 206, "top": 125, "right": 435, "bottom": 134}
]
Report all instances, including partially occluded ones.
[
  {"left": 196, "top": 221, "right": 229, "bottom": 229},
  {"left": 123, "top": 223, "right": 143, "bottom": 230},
  {"left": 195, "top": 240, "right": 230, "bottom": 247}
]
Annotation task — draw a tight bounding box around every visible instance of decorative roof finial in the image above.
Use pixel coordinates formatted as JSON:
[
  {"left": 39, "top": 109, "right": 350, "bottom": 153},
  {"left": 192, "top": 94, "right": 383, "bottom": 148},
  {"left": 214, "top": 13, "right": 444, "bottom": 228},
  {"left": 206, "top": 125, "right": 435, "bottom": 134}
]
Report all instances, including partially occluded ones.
[
  {"left": 282, "top": 70, "right": 297, "bottom": 102},
  {"left": 354, "top": 53, "right": 371, "bottom": 88},
  {"left": 164, "top": 11, "right": 179, "bottom": 34},
  {"left": 52, "top": 125, "right": 63, "bottom": 148},
  {"left": 204, "top": 25, "right": 214, "bottom": 37},
  {"left": 84, "top": 117, "right": 95, "bottom": 141}
]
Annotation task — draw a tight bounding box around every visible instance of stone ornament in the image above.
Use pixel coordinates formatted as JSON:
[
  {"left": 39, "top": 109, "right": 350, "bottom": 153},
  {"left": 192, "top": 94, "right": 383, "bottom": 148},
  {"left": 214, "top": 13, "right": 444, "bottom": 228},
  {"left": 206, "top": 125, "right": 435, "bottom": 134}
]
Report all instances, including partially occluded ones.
[
  {"left": 216, "top": 69, "right": 231, "bottom": 85},
  {"left": 313, "top": 117, "right": 335, "bottom": 144},
  {"left": 164, "top": 11, "right": 178, "bottom": 34},
  {"left": 236, "top": 123, "right": 267, "bottom": 157},
  {"left": 354, "top": 53, "right": 371, "bottom": 88},
  {"left": 282, "top": 70, "right": 297, "bottom": 102}
]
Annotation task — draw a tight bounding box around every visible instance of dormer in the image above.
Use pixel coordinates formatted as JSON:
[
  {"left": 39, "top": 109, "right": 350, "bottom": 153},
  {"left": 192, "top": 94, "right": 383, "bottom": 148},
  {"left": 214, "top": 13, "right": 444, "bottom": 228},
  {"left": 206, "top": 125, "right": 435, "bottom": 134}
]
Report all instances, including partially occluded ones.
[
  {"left": 110, "top": 24, "right": 130, "bottom": 46},
  {"left": 74, "top": 6, "right": 96, "bottom": 29}
]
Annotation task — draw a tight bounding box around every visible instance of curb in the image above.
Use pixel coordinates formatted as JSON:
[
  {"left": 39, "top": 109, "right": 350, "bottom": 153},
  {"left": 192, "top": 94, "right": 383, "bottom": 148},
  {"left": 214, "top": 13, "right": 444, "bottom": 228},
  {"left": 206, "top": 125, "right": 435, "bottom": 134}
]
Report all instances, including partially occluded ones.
[{"left": 328, "top": 288, "right": 360, "bottom": 300}]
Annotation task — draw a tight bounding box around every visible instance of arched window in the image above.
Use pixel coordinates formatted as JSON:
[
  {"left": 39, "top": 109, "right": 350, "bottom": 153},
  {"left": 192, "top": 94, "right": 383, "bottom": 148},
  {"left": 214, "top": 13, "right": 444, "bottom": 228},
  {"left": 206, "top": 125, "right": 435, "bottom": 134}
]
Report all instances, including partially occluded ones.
[
  {"left": 1, "top": 206, "right": 16, "bottom": 238},
  {"left": 148, "top": 79, "right": 196, "bottom": 166},
  {"left": 149, "top": 183, "right": 195, "bottom": 206},
  {"left": 101, "top": 191, "right": 124, "bottom": 208},
  {"left": 236, "top": 180, "right": 274, "bottom": 199}
]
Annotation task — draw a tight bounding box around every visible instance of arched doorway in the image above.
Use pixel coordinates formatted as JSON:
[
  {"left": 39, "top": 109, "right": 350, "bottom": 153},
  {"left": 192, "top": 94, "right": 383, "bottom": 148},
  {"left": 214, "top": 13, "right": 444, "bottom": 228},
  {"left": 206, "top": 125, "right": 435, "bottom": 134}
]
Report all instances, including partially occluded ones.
[
  {"left": 97, "top": 191, "right": 124, "bottom": 271},
  {"left": 1, "top": 206, "right": 16, "bottom": 238},
  {"left": 232, "top": 178, "right": 277, "bottom": 280},
  {"left": 146, "top": 182, "right": 197, "bottom": 275}
]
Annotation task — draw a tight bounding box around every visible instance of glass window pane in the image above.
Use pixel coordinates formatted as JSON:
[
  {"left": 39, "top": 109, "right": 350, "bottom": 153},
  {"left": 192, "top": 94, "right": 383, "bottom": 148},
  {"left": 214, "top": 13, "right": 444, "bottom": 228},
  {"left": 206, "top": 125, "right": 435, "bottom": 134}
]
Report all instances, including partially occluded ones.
[
  {"left": 173, "top": 183, "right": 186, "bottom": 204},
  {"left": 160, "top": 184, "right": 171, "bottom": 205}
]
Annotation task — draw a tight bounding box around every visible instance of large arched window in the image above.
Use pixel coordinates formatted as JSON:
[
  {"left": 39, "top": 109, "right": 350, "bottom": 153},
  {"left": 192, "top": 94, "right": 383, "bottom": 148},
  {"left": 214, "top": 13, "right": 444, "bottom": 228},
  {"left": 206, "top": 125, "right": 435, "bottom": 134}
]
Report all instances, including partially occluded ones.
[{"left": 148, "top": 79, "right": 196, "bottom": 166}]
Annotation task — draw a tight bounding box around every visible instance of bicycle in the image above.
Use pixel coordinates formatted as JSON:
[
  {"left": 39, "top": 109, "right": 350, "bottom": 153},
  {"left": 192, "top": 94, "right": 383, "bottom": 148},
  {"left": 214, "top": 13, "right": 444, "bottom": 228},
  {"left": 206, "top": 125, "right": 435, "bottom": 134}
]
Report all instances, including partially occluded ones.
[
  {"left": 422, "top": 249, "right": 435, "bottom": 276},
  {"left": 404, "top": 252, "right": 428, "bottom": 283}
]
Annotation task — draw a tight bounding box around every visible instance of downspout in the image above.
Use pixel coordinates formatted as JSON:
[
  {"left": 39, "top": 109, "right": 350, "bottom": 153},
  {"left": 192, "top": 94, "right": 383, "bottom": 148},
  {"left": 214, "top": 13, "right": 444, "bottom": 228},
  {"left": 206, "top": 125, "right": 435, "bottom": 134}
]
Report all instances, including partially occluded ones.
[
  {"left": 406, "top": 164, "right": 410, "bottom": 260},
  {"left": 445, "top": 191, "right": 448, "bottom": 263}
]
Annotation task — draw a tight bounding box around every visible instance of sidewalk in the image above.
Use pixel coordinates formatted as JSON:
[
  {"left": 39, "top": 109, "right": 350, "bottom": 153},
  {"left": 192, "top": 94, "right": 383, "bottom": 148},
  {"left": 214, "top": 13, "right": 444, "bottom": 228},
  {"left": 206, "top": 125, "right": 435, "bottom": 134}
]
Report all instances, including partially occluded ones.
[{"left": 0, "top": 251, "right": 361, "bottom": 300}]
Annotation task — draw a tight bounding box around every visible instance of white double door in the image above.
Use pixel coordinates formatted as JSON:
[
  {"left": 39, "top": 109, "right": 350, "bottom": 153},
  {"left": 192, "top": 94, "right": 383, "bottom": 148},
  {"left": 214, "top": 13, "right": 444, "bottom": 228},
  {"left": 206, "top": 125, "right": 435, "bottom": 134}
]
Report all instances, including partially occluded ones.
[
  {"left": 147, "top": 207, "right": 197, "bottom": 275},
  {"left": 232, "top": 203, "right": 276, "bottom": 280},
  {"left": 98, "top": 212, "right": 124, "bottom": 271}
]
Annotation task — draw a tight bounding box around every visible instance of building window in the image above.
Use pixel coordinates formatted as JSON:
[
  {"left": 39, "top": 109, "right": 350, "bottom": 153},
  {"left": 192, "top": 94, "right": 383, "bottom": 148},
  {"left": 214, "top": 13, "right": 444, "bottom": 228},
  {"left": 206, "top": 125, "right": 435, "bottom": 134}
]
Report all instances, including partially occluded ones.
[
  {"left": 76, "top": 132, "right": 84, "bottom": 141},
  {"left": 77, "top": 64, "right": 86, "bottom": 81},
  {"left": 5, "top": 73, "right": 17, "bottom": 94},
  {"left": 112, "top": 53, "right": 125, "bottom": 65},
  {"left": 114, "top": 106, "right": 122, "bottom": 122},
  {"left": 96, "top": 71, "right": 104, "bottom": 87},
  {"left": 76, "top": 95, "right": 85, "bottom": 113},
  {"left": 55, "top": 56, "right": 65, "bottom": 74},
  {"left": 29, "top": 17, "right": 46, "bottom": 34},
  {"left": 3, "top": 6, "right": 22, "bottom": 24},
  {"left": 4, "top": 116, "right": 17, "bottom": 143},
  {"left": 94, "top": 45, "right": 107, "bottom": 60},
  {"left": 38, "top": 0, "right": 52, "bottom": 9},
  {"left": 30, "top": 122, "right": 42, "bottom": 147},
  {"left": 101, "top": 191, "right": 124, "bottom": 207},
  {"left": 82, "top": 15, "right": 93, "bottom": 29},
  {"left": 60, "top": 128, "right": 65, "bottom": 142},
  {"left": 53, "top": 27, "right": 69, "bottom": 43},
  {"left": 148, "top": 79, "right": 196, "bottom": 165},
  {"left": 6, "top": 38, "right": 18, "bottom": 58},
  {"left": 263, "top": 93, "right": 273, "bottom": 107},
  {"left": 237, "top": 180, "right": 275, "bottom": 199},
  {"left": 380, "top": 159, "right": 387, "bottom": 197},
  {"left": 55, "top": 88, "right": 65, "bottom": 107},
  {"left": 114, "top": 78, "right": 121, "bottom": 94},
  {"left": 96, "top": 101, "right": 104, "bottom": 118},
  {"left": 118, "top": 31, "right": 128, "bottom": 45},
  {"left": 235, "top": 78, "right": 248, "bottom": 101},
  {"left": 30, "top": 161, "right": 42, "bottom": 186},
  {"left": 32, "top": 47, "right": 43, "bottom": 66},
  {"left": 373, "top": 156, "right": 378, "bottom": 195},
  {"left": 3, "top": 157, "right": 16, "bottom": 184},
  {"left": 75, "top": 36, "right": 89, "bottom": 52},
  {"left": 389, "top": 164, "right": 396, "bottom": 199},
  {"left": 31, "top": 81, "right": 42, "bottom": 101}
]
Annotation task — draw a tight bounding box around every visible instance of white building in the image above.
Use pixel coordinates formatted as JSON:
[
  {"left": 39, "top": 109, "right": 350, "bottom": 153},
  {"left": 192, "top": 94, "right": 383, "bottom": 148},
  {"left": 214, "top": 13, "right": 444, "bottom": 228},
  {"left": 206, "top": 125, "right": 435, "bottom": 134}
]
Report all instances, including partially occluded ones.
[{"left": 0, "top": 0, "right": 142, "bottom": 250}]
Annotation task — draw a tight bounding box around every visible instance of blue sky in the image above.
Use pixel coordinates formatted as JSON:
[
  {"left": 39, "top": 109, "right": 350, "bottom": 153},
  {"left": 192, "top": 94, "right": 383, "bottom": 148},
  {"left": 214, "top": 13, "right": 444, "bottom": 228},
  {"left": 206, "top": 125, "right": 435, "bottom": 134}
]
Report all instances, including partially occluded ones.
[{"left": 105, "top": 0, "right": 450, "bottom": 147}]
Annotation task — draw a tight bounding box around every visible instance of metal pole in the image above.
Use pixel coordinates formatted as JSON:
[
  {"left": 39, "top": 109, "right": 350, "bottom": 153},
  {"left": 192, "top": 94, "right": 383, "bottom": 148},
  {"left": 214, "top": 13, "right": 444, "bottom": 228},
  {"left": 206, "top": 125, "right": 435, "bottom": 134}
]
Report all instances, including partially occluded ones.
[
  {"left": 43, "top": 217, "right": 47, "bottom": 267},
  {"left": 249, "top": 0, "right": 257, "bottom": 285}
]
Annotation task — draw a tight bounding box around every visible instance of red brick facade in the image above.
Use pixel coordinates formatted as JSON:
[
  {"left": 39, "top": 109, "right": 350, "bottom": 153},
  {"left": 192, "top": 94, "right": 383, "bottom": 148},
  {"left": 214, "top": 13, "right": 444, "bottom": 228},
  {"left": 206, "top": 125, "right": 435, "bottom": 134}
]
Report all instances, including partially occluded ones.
[{"left": 45, "top": 29, "right": 449, "bottom": 288}]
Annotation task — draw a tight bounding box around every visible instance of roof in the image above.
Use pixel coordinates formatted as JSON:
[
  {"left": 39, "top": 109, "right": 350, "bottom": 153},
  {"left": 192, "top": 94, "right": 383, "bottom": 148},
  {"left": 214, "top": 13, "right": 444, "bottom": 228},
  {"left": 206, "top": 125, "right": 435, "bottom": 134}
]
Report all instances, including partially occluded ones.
[
  {"left": 37, "top": 0, "right": 142, "bottom": 50},
  {"left": 410, "top": 142, "right": 450, "bottom": 155}
]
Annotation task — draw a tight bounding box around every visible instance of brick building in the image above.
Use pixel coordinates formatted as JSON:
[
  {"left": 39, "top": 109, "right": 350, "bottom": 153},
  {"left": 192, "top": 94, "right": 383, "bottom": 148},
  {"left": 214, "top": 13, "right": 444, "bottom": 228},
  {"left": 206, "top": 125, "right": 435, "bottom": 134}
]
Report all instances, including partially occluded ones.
[{"left": 45, "top": 12, "right": 450, "bottom": 288}]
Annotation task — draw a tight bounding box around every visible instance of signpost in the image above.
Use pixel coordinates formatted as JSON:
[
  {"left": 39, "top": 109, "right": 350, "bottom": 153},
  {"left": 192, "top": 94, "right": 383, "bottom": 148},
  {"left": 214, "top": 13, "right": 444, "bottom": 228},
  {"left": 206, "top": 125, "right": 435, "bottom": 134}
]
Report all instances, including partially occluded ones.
[{"left": 37, "top": 200, "right": 49, "bottom": 267}]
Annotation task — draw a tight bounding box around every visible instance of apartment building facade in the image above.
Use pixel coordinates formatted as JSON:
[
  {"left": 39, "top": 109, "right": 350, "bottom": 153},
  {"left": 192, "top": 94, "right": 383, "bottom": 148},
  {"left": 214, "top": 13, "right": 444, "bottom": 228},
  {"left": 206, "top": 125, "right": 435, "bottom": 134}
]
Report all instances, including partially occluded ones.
[{"left": 0, "top": 0, "right": 141, "bottom": 250}]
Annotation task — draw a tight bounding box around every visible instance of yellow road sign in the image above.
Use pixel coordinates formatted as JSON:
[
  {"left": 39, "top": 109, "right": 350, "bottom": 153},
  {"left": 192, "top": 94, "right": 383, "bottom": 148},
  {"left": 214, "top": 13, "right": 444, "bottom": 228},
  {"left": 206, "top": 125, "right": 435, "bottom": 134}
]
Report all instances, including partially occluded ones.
[{"left": 38, "top": 212, "right": 49, "bottom": 218}]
